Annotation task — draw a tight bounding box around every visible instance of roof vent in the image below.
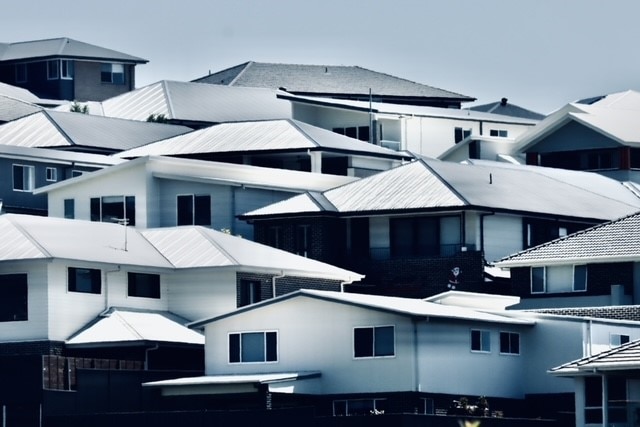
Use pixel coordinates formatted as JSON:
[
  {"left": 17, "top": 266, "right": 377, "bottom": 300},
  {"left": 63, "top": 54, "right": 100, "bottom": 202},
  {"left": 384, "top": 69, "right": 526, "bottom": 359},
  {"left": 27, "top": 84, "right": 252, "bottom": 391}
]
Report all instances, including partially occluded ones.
[{"left": 501, "top": 98, "right": 508, "bottom": 106}]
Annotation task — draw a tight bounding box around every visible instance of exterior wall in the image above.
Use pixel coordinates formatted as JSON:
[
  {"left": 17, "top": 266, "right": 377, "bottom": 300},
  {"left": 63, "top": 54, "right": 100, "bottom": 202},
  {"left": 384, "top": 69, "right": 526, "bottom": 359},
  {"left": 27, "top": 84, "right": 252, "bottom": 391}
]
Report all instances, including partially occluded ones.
[
  {"left": 167, "top": 269, "right": 238, "bottom": 321},
  {"left": 529, "top": 121, "right": 619, "bottom": 154},
  {"left": 483, "top": 214, "right": 523, "bottom": 263},
  {"left": 588, "top": 321, "right": 640, "bottom": 355},
  {"left": 73, "top": 61, "right": 135, "bottom": 102},
  {"left": 236, "top": 272, "right": 342, "bottom": 307}
]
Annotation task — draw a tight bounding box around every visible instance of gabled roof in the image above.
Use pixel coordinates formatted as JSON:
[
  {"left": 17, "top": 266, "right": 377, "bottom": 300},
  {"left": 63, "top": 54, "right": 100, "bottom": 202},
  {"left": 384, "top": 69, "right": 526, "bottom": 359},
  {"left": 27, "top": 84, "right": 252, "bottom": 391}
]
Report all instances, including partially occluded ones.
[
  {"left": 0, "top": 214, "right": 362, "bottom": 281},
  {"left": 469, "top": 98, "right": 546, "bottom": 120},
  {"left": 189, "top": 289, "right": 535, "bottom": 329},
  {"left": 0, "top": 143, "right": 125, "bottom": 167},
  {"left": 0, "top": 37, "right": 147, "bottom": 63},
  {"left": 0, "top": 110, "right": 192, "bottom": 152},
  {"left": 34, "top": 155, "right": 358, "bottom": 196},
  {"left": 96, "top": 80, "right": 291, "bottom": 124},
  {"left": 550, "top": 339, "right": 640, "bottom": 376},
  {"left": 495, "top": 211, "right": 640, "bottom": 268},
  {"left": 241, "top": 159, "right": 640, "bottom": 221},
  {"left": 66, "top": 307, "right": 204, "bottom": 347},
  {"left": 194, "top": 61, "right": 474, "bottom": 105},
  {"left": 114, "top": 119, "right": 409, "bottom": 160}
]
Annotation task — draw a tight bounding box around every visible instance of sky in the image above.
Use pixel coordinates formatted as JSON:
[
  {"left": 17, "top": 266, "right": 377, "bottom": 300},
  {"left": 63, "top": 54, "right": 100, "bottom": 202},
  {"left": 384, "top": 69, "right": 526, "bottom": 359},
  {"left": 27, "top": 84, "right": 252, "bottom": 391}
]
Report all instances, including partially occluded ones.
[{"left": 2, "top": 0, "right": 640, "bottom": 115}]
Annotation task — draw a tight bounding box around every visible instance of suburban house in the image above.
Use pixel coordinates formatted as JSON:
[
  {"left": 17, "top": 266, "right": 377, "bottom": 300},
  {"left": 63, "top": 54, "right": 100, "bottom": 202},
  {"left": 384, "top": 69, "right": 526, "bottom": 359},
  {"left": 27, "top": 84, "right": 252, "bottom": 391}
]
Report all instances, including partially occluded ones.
[
  {"left": 517, "top": 90, "right": 640, "bottom": 183},
  {"left": 0, "top": 144, "right": 124, "bottom": 215},
  {"left": 550, "top": 338, "right": 640, "bottom": 427},
  {"left": 114, "top": 119, "right": 412, "bottom": 177},
  {"left": 193, "top": 61, "right": 476, "bottom": 108},
  {"left": 280, "top": 92, "right": 539, "bottom": 158},
  {"left": 494, "top": 211, "right": 640, "bottom": 309},
  {"left": 58, "top": 80, "right": 293, "bottom": 128},
  {"left": 438, "top": 134, "right": 525, "bottom": 164},
  {"left": 240, "top": 158, "right": 640, "bottom": 297},
  {"left": 37, "top": 155, "right": 358, "bottom": 238},
  {"left": 0, "top": 37, "right": 147, "bottom": 102},
  {"left": 0, "top": 213, "right": 362, "bottom": 426},
  {"left": 144, "top": 289, "right": 640, "bottom": 423}
]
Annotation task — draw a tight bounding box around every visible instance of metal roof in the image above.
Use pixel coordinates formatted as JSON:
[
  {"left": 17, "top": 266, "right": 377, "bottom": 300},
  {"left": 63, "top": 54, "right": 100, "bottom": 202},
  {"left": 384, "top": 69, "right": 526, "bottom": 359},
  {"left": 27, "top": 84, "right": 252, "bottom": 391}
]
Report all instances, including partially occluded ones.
[
  {"left": 190, "top": 289, "right": 535, "bottom": 329},
  {"left": 0, "top": 96, "right": 42, "bottom": 122},
  {"left": 143, "top": 371, "right": 321, "bottom": 389},
  {"left": 0, "top": 110, "right": 192, "bottom": 152},
  {"left": 194, "top": 61, "right": 474, "bottom": 102},
  {"left": 66, "top": 307, "right": 204, "bottom": 346},
  {"left": 114, "top": 119, "right": 407, "bottom": 159},
  {"left": 0, "top": 144, "right": 125, "bottom": 167},
  {"left": 469, "top": 99, "right": 546, "bottom": 120},
  {"left": 242, "top": 159, "right": 640, "bottom": 220},
  {"left": 495, "top": 211, "right": 640, "bottom": 268},
  {"left": 0, "top": 37, "right": 147, "bottom": 63},
  {"left": 100, "top": 80, "right": 292, "bottom": 123},
  {"left": 550, "top": 339, "right": 640, "bottom": 376},
  {"left": 0, "top": 82, "right": 41, "bottom": 103}
]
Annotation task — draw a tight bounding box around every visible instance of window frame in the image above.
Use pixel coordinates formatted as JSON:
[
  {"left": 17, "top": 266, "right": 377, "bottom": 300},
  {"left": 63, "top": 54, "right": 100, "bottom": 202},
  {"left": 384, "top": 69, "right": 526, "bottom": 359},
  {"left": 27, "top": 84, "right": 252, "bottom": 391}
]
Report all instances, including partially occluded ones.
[
  {"left": 46, "top": 167, "right": 57, "bottom": 182},
  {"left": 12, "top": 164, "right": 35, "bottom": 192},
  {"left": 90, "top": 195, "right": 136, "bottom": 226},
  {"left": 176, "top": 194, "right": 211, "bottom": 226},
  {"left": 68, "top": 267, "right": 102, "bottom": 294},
  {"left": 333, "top": 398, "right": 387, "bottom": 416},
  {"left": 228, "top": 330, "right": 278, "bottom": 364},
  {"left": 489, "top": 129, "right": 508, "bottom": 138},
  {"left": 499, "top": 331, "right": 520, "bottom": 355},
  {"left": 0, "top": 273, "right": 28, "bottom": 322},
  {"left": 295, "top": 224, "right": 311, "bottom": 257},
  {"left": 530, "top": 266, "right": 545, "bottom": 294},
  {"left": 60, "top": 59, "right": 73, "bottom": 79},
  {"left": 64, "top": 199, "right": 75, "bottom": 219},
  {"left": 238, "top": 279, "right": 261, "bottom": 307},
  {"left": 353, "top": 325, "right": 395, "bottom": 359},
  {"left": 127, "top": 272, "right": 161, "bottom": 299},
  {"left": 470, "top": 329, "right": 491, "bottom": 353},
  {"left": 101, "top": 63, "right": 125, "bottom": 84}
]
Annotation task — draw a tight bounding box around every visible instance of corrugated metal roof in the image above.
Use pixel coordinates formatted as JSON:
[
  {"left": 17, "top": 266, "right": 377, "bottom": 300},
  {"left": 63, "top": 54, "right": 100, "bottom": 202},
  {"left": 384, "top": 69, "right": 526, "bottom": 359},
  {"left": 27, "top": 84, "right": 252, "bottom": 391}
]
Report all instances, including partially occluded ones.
[
  {"left": 0, "top": 82, "right": 41, "bottom": 103},
  {"left": 143, "top": 371, "right": 321, "bottom": 388},
  {"left": 101, "top": 80, "right": 292, "bottom": 123},
  {"left": 0, "top": 37, "right": 147, "bottom": 63},
  {"left": 0, "top": 110, "right": 192, "bottom": 151},
  {"left": 469, "top": 99, "right": 546, "bottom": 120},
  {"left": 551, "top": 338, "right": 640, "bottom": 375},
  {"left": 115, "top": 119, "right": 406, "bottom": 159},
  {"left": 195, "top": 62, "right": 474, "bottom": 101},
  {"left": 0, "top": 144, "right": 125, "bottom": 167},
  {"left": 190, "top": 289, "right": 535, "bottom": 329},
  {"left": 243, "top": 159, "right": 640, "bottom": 220},
  {"left": 66, "top": 308, "right": 204, "bottom": 346},
  {"left": 495, "top": 211, "right": 640, "bottom": 267}
]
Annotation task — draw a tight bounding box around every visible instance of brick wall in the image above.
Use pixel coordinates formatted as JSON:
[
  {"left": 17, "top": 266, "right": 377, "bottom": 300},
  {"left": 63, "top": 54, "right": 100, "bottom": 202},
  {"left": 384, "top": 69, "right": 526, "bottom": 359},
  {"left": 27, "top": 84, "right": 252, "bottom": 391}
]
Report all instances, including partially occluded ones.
[
  {"left": 236, "top": 272, "right": 342, "bottom": 305},
  {"left": 74, "top": 61, "right": 135, "bottom": 102},
  {"left": 0, "top": 340, "right": 65, "bottom": 357}
]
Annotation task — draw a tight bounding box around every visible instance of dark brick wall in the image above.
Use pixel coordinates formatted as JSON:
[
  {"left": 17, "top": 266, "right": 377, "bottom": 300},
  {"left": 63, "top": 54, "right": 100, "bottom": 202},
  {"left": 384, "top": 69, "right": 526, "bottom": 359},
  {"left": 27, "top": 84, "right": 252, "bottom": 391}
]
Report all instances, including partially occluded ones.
[
  {"left": 0, "top": 340, "right": 65, "bottom": 357},
  {"left": 236, "top": 271, "right": 342, "bottom": 305}
]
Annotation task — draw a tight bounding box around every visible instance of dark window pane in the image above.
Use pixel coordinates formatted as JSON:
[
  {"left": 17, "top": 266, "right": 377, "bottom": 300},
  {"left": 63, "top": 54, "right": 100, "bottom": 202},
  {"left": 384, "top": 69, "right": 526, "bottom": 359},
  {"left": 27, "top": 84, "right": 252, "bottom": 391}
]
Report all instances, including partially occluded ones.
[
  {"left": 128, "top": 272, "right": 160, "bottom": 299},
  {"left": 241, "top": 332, "right": 265, "bottom": 362},
  {"left": 194, "top": 195, "right": 211, "bottom": 226},
  {"left": 64, "top": 199, "right": 75, "bottom": 219},
  {"left": 90, "top": 198, "right": 101, "bottom": 222},
  {"left": 266, "top": 332, "right": 277, "bottom": 361},
  {"left": 239, "top": 280, "right": 261, "bottom": 307},
  {"left": 585, "top": 376, "right": 602, "bottom": 407},
  {"left": 471, "top": 330, "right": 481, "bottom": 351},
  {"left": 101, "top": 196, "right": 124, "bottom": 224},
  {"left": 345, "top": 127, "right": 357, "bottom": 138},
  {"left": 358, "top": 126, "right": 370, "bottom": 142},
  {"left": 574, "top": 265, "right": 587, "bottom": 291},
  {"left": 177, "top": 195, "right": 193, "bottom": 225},
  {"left": 125, "top": 196, "right": 136, "bottom": 226},
  {"left": 531, "top": 267, "right": 545, "bottom": 293},
  {"left": 374, "top": 326, "right": 394, "bottom": 356},
  {"left": 0, "top": 274, "right": 28, "bottom": 322},
  {"left": 68, "top": 267, "right": 101, "bottom": 294},
  {"left": 354, "top": 328, "right": 374, "bottom": 358},
  {"left": 229, "top": 334, "right": 240, "bottom": 363}
]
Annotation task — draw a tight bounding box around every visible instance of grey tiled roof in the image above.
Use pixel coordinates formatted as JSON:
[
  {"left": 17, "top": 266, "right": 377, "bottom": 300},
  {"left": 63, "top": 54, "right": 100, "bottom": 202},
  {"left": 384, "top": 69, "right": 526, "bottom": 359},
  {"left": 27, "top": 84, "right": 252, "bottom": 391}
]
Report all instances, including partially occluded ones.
[
  {"left": 0, "top": 37, "right": 147, "bottom": 63},
  {"left": 469, "top": 99, "right": 546, "bottom": 120},
  {"left": 527, "top": 305, "right": 640, "bottom": 322},
  {"left": 496, "top": 211, "right": 640, "bottom": 267},
  {"left": 194, "top": 61, "right": 474, "bottom": 102},
  {"left": 551, "top": 338, "right": 640, "bottom": 375}
]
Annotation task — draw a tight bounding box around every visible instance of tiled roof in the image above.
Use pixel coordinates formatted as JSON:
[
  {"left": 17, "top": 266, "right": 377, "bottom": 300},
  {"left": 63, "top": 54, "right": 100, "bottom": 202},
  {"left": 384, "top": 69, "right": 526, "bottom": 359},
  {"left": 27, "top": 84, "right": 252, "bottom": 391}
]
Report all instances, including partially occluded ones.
[
  {"left": 194, "top": 61, "right": 474, "bottom": 103},
  {"left": 495, "top": 211, "right": 640, "bottom": 267},
  {"left": 550, "top": 338, "right": 640, "bottom": 375},
  {"left": 0, "top": 37, "right": 147, "bottom": 63},
  {"left": 528, "top": 305, "right": 640, "bottom": 322},
  {"left": 469, "top": 99, "right": 546, "bottom": 120},
  {"left": 241, "top": 159, "right": 640, "bottom": 220}
]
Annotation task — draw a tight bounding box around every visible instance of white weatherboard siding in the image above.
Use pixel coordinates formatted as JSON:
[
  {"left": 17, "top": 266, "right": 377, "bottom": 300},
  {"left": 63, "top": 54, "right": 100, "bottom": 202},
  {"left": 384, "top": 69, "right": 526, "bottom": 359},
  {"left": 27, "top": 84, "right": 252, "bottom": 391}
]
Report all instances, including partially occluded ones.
[
  {"left": 0, "top": 261, "right": 48, "bottom": 341},
  {"left": 168, "top": 269, "right": 237, "bottom": 322},
  {"left": 102, "top": 268, "right": 169, "bottom": 312},
  {"left": 204, "top": 297, "right": 416, "bottom": 395},
  {"left": 482, "top": 214, "right": 523, "bottom": 263}
]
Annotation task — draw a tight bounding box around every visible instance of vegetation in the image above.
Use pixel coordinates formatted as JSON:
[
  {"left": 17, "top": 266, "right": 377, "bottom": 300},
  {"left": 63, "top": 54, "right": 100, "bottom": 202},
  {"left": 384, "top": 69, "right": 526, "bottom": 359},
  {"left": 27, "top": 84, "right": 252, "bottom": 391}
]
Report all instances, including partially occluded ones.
[
  {"left": 70, "top": 101, "right": 89, "bottom": 114},
  {"left": 146, "top": 113, "right": 169, "bottom": 123}
]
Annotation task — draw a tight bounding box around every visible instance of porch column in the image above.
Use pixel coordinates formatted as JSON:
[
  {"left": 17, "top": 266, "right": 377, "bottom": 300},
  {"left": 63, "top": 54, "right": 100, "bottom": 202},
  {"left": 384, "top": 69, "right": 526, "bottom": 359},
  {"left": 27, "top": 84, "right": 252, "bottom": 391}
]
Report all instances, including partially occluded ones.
[{"left": 602, "top": 375, "right": 608, "bottom": 426}]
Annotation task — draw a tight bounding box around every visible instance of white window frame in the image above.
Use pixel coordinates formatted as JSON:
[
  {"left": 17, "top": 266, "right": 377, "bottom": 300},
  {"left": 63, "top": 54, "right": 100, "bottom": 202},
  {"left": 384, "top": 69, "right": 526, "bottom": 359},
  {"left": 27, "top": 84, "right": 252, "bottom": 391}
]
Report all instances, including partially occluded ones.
[
  {"left": 228, "top": 330, "right": 278, "bottom": 364},
  {"left": 60, "top": 59, "right": 73, "bottom": 79},
  {"left": 470, "top": 329, "right": 491, "bottom": 353},
  {"left": 531, "top": 266, "right": 546, "bottom": 294},
  {"left": 12, "top": 164, "right": 35, "bottom": 192},
  {"left": 46, "top": 167, "right": 57, "bottom": 182},
  {"left": 499, "top": 331, "right": 520, "bottom": 356},
  {"left": 353, "top": 325, "right": 395, "bottom": 359}
]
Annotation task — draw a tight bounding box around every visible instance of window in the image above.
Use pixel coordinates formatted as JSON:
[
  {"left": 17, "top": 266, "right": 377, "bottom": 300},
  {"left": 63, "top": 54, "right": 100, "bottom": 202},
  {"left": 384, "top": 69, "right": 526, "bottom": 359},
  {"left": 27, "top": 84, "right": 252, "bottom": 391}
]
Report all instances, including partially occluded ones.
[
  {"left": 0, "top": 274, "right": 28, "bottom": 322},
  {"left": 295, "top": 224, "right": 310, "bottom": 257},
  {"left": 15, "top": 63, "right": 27, "bottom": 83},
  {"left": 90, "top": 196, "right": 135, "bottom": 225},
  {"left": 531, "top": 265, "right": 588, "bottom": 294},
  {"left": 471, "top": 329, "right": 491, "bottom": 352},
  {"left": 499, "top": 332, "right": 520, "bottom": 355},
  {"left": 610, "top": 333, "right": 630, "bottom": 347},
  {"left": 239, "top": 280, "right": 261, "bottom": 307},
  {"left": 333, "top": 126, "right": 370, "bottom": 142},
  {"left": 229, "top": 331, "right": 277, "bottom": 363},
  {"left": 47, "top": 60, "right": 59, "bottom": 80},
  {"left": 266, "top": 226, "right": 283, "bottom": 249},
  {"left": 68, "top": 267, "right": 101, "bottom": 294},
  {"left": 489, "top": 129, "right": 508, "bottom": 137},
  {"left": 333, "top": 399, "right": 387, "bottom": 416},
  {"left": 64, "top": 199, "right": 75, "bottom": 219},
  {"left": 454, "top": 127, "right": 472, "bottom": 143},
  {"left": 12, "top": 164, "right": 35, "bottom": 191},
  {"left": 46, "top": 167, "right": 57, "bottom": 182},
  {"left": 177, "top": 194, "right": 211, "bottom": 226},
  {"left": 390, "top": 216, "right": 439, "bottom": 257},
  {"left": 60, "top": 60, "right": 73, "bottom": 79},
  {"left": 531, "top": 267, "right": 545, "bottom": 294},
  {"left": 421, "top": 398, "right": 435, "bottom": 415},
  {"left": 584, "top": 376, "right": 602, "bottom": 424},
  {"left": 128, "top": 272, "right": 160, "bottom": 299},
  {"left": 354, "top": 326, "right": 395, "bottom": 358},
  {"left": 101, "top": 63, "right": 124, "bottom": 84},
  {"left": 573, "top": 265, "right": 587, "bottom": 292}
]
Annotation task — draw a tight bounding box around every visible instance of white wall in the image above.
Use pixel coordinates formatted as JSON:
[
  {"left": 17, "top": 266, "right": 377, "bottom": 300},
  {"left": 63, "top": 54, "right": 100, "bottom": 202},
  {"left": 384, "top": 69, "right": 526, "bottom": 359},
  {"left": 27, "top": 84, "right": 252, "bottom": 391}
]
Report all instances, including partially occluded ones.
[
  {"left": 482, "top": 214, "right": 523, "bottom": 263},
  {"left": 589, "top": 321, "right": 640, "bottom": 356}
]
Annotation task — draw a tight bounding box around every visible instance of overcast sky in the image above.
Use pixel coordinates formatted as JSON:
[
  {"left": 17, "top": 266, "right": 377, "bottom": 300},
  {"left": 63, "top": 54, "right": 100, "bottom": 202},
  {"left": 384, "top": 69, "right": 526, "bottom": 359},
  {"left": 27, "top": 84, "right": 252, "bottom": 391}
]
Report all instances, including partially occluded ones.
[{"left": 2, "top": 0, "right": 639, "bottom": 114}]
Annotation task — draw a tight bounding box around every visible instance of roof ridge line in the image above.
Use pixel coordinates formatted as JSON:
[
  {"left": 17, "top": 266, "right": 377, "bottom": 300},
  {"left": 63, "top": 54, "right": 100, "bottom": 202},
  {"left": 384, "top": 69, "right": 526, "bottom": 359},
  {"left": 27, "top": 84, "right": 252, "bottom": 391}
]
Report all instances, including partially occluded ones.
[
  {"left": 161, "top": 80, "right": 176, "bottom": 119},
  {"left": 229, "top": 61, "right": 254, "bottom": 86},
  {"left": 5, "top": 215, "right": 52, "bottom": 258},
  {"left": 419, "top": 159, "right": 470, "bottom": 205},
  {"left": 194, "top": 226, "right": 241, "bottom": 266}
]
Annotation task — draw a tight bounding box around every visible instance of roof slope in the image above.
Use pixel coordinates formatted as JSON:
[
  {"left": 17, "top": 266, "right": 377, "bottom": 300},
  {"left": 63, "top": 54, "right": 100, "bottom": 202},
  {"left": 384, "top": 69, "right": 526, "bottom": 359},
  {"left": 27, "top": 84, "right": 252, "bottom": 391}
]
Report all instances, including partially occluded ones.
[
  {"left": 115, "top": 119, "right": 406, "bottom": 159},
  {"left": 99, "top": 80, "right": 292, "bottom": 123},
  {"left": 551, "top": 338, "right": 640, "bottom": 375},
  {"left": 194, "top": 61, "right": 474, "bottom": 103},
  {"left": 469, "top": 98, "right": 546, "bottom": 120},
  {"left": 242, "top": 159, "right": 640, "bottom": 220},
  {"left": 0, "top": 37, "right": 147, "bottom": 63},
  {"left": 495, "top": 211, "right": 640, "bottom": 267},
  {"left": 0, "top": 110, "right": 192, "bottom": 152}
]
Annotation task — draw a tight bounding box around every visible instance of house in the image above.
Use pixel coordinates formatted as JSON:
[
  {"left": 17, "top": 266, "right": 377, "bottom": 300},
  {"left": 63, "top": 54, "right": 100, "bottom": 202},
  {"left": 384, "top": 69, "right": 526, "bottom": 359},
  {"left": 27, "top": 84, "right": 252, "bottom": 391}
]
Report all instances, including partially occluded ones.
[
  {"left": 0, "top": 213, "right": 362, "bottom": 426},
  {"left": 468, "top": 97, "right": 546, "bottom": 120},
  {"left": 517, "top": 90, "right": 640, "bottom": 183},
  {"left": 494, "top": 211, "right": 640, "bottom": 309},
  {"left": 240, "top": 158, "right": 640, "bottom": 297},
  {"left": 58, "top": 80, "right": 293, "bottom": 128},
  {"left": 438, "top": 135, "right": 525, "bottom": 164},
  {"left": 145, "top": 289, "right": 640, "bottom": 422},
  {"left": 550, "top": 338, "right": 640, "bottom": 427},
  {"left": 0, "top": 144, "right": 124, "bottom": 215},
  {"left": 36, "top": 155, "right": 358, "bottom": 238},
  {"left": 0, "top": 37, "right": 147, "bottom": 102},
  {"left": 280, "top": 92, "right": 539, "bottom": 158},
  {"left": 193, "top": 61, "right": 475, "bottom": 108},
  {"left": 114, "top": 119, "right": 412, "bottom": 176}
]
